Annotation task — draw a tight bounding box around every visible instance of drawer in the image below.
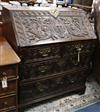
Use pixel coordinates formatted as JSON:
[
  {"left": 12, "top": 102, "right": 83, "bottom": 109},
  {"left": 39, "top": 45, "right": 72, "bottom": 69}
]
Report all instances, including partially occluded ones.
[
  {"left": 19, "top": 44, "right": 61, "bottom": 62},
  {"left": 0, "top": 95, "right": 16, "bottom": 111},
  {"left": 0, "top": 80, "right": 17, "bottom": 96},
  {"left": 63, "top": 42, "right": 95, "bottom": 67},
  {"left": 64, "top": 41, "right": 95, "bottom": 55},
  {"left": 19, "top": 53, "right": 91, "bottom": 81},
  {"left": 19, "top": 59, "right": 61, "bottom": 80},
  {"left": 19, "top": 75, "right": 70, "bottom": 103},
  {"left": 19, "top": 69, "right": 88, "bottom": 103},
  {"left": 0, "top": 65, "right": 17, "bottom": 79}
]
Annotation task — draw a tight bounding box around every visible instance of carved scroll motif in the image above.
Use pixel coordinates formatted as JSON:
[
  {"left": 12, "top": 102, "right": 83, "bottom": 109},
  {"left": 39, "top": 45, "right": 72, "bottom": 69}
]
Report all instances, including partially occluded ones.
[
  {"left": 59, "top": 17, "right": 88, "bottom": 37},
  {"left": 12, "top": 11, "right": 90, "bottom": 46}
]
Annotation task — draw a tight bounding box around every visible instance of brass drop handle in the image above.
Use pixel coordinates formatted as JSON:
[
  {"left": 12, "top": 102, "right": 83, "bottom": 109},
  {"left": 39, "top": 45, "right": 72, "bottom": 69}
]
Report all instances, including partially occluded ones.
[
  {"left": 71, "top": 47, "right": 82, "bottom": 65},
  {"left": 37, "top": 82, "right": 44, "bottom": 92},
  {"left": 77, "top": 48, "right": 82, "bottom": 63},
  {"left": 39, "top": 48, "right": 51, "bottom": 57},
  {"left": 70, "top": 80, "right": 75, "bottom": 83},
  {"left": 68, "top": 76, "right": 75, "bottom": 83},
  {"left": 38, "top": 65, "right": 47, "bottom": 73}
]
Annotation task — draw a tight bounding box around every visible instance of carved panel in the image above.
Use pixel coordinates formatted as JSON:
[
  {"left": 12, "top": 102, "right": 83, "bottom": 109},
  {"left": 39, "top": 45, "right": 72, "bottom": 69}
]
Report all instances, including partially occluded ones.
[
  {"left": 10, "top": 9, "right": 96, "bottom": 47},
  {"left": 64, "top": 41, "right": 95, "bottom": 55},
  {"left": 63, "top": 41, "right": 96, "bottom": 66},
  {"left": 19, "top": 69, "right": 88, "bottom": 104},
  {"left": 2, "top": 7, "right": 97, "bottom": 110},
  {"left": 19, "top": 41, "right": 96, "bottom": 81},
  {"left": 19, "top": 44, "right": 61, "bottom": 62},
  {"left": 19, "top": 59, "right": 63, "bottom": 81}
]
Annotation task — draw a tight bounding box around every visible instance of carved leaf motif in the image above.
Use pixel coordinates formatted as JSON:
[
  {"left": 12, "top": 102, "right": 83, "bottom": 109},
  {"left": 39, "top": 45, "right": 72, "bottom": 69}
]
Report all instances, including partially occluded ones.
[{"left": 12, "top": 10, "right": 93, "bottom": 47}]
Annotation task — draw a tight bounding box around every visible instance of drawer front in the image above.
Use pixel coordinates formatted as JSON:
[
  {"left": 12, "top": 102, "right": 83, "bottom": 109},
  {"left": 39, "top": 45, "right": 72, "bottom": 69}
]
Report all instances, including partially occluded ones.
[
  {"left": 0, "top": 65, "right": 17, "bottom": 79},
  {"left": 19, "top": 58, "right": 80, "bottom": 81},
  {"left": 19, "top": 44, "right": 61, "bottom": 62},
  {"left": 63, "top": 41, "right": 95, "bottom": 66},
  {"left": 19, "top": 54, "right": 91, "bottom": 81},
  {"left": 19, "top": 69, "right": 88, "bottom": 103},
  {"left": 0, "top": 80, "right": 17, "bottom": 96},
  {"left": 0, "top": 95, "right": 16, "bottom": 111},
  {"left": 64, "top": 41, "right": 95, "bottom": 55},
  {"left": 19, "top": 59, "right": 60, "bottom": 80}
]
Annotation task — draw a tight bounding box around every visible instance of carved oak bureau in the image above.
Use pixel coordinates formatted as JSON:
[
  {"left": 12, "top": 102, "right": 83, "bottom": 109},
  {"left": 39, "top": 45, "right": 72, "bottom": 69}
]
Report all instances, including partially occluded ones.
[
  {"left": 2, "top": 6, "right": 97, "bottom": 110},
  {"left": 0, "top": 37, "right": 20, "bottom": 112}
]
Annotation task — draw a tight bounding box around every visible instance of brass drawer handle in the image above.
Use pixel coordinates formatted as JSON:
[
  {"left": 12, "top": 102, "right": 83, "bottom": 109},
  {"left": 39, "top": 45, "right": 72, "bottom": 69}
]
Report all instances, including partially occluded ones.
[
  {"left": 71, "top": 47, "right": 82, "bottom": 65},
  {"left": 39, "top": 48, "right": 51, "bottom": 57},
  {"left": 38, "top": 66, "right": 48, "bottom": 73},
  {"left": 70, "top": 80, "right": 75, "bottom": 83}
]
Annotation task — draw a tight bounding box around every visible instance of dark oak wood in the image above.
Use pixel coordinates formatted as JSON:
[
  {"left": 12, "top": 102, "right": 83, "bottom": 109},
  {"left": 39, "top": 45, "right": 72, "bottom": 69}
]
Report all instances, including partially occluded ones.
[{"left": 2, "top": 7, "right": 97, "bottom": 111}]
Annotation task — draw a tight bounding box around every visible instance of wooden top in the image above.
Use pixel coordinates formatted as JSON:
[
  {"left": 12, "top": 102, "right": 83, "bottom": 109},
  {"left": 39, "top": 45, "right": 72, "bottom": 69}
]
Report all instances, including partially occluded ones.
[{"left": 0, "top": 37, "right": 21, "bottom": 66}]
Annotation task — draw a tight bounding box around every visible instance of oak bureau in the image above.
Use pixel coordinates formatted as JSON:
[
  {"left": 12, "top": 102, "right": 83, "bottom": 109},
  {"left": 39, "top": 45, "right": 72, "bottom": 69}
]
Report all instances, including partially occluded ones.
[{"left": 2, "top": 6, "right": 97, "bottom": 111}]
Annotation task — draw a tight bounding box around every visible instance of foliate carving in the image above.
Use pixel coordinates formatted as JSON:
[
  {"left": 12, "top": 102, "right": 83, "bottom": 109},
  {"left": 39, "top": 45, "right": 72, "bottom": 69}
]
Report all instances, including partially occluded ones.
[
  {"left": 11, "top": 10, "right": 95, "bottom": 47},
  {"left": 64, "top": 42, "right": 95, "bottom": 55},
  {"left": 5, "top": 8, "right": 96, "bottom": 108},
  {"left": 20, "top": 75, "right": 70, "bottom": 102},
  {"left": 19, "top": 45, "right": 61, "bottom": 62},
  {"left": 20, "top": 69, "right": 88, "bottom": 102},
  {"left": 19, "top": 41, "right": 95, "bottom": 80},
  {"left": 19, "top": 59, "right": 60, "bottom": 80},
  {"left": 59, "top": 17, "right": 88, "bottom": 37},
  {"left": 63, "top": 41, "right": 96, "bottom": 66}
]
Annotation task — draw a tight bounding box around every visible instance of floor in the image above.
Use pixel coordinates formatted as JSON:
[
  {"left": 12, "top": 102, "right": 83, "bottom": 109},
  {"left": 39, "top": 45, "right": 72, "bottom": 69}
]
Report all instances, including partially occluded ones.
[
  {"left": 25, "top": 75, "right": 100, "bottom": 112},
  {"left": 76, "top": 101, "right": 100, "bottom": 112}
]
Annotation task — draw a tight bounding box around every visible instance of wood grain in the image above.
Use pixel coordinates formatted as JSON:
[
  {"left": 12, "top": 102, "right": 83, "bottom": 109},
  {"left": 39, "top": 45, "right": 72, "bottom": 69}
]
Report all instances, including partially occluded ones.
[{"left": 0, "top": 37, "right": 20, "bottom": 66}]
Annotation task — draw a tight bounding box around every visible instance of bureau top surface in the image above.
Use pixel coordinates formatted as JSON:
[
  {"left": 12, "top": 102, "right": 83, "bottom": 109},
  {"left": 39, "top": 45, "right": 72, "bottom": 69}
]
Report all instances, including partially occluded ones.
[
  {"left": 0, "top": 37, "right": 21, "bottom": 66},
  {"left": 4, "top": 6, "right": 97, "bottom": 47}
]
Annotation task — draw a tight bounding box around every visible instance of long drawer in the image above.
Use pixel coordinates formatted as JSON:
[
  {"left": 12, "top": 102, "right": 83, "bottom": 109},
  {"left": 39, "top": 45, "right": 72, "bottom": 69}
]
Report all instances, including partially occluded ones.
[
  {"left": 19, "top": 41, "right": 95, "bottom": 62},
  {"left": 19, "top": 53, "right": 91, "bottom": 81},
  {"left": 19, "top": 44, "right": 61, "bottom": 62},
  {"left": 19, "top": 40, "right": 95, "bottom": 81},
  {"left": 19, "top": 69, "right": 88, "bottom": 105}
]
